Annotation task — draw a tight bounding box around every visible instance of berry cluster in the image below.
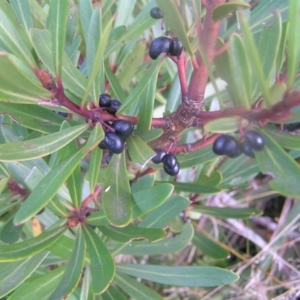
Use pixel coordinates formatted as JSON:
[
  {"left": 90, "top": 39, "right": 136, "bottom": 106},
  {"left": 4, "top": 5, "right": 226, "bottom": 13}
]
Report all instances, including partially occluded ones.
[
  {"left": 152, "top": 149, "right": 180, "bottom": 176},
  {"left": 99, "top": 93, "right": 121, "bottom": 114},
  {"left": 149, "top": 37, "right": 183, "bottom": 60},
  {"left": 213, "top": 130, "right": 265, "bottom": 159},
  {"left": 150, "top": 7, "right": 163, "bottom": 19}
]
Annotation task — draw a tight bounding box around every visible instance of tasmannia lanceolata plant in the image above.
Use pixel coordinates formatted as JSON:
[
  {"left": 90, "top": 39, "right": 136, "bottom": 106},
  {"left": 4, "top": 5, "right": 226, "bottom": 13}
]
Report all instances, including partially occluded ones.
[{"left": 0, "top": 0, "right": 300, "bottom": 299}]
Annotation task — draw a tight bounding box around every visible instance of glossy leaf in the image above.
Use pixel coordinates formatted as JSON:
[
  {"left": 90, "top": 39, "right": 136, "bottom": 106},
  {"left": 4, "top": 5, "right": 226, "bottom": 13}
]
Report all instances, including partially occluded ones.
[
  {"left": 213, "top": 2, "right": 251, "bottom": 22},
  {"left": 0, "top": 251, "right": 48, "bottom": 298},
  {"left": 114, "top": 272, "right": 163, "bottom": 300},
  {"left": 131, "top": 174, "right": 155, "bottom": 194},
  {"left": 103, "top": 152, "right": 132, "bottom": 227},
  {"left": 190, "top": 206, "right": 262, "bottom": 219},
  {"left": 0, "top": 123, "right": 88, "bottom": 162},
  {"left": 14, "top": 126, "right": 103, "bottom": 224},
  {"left": 132, "top": 183, "right": 174, "bottom": 218},
  {"left": 120, "top": 222, "right": 194, "bottom": 256},
  {"left": 157, "top": 0, "right": 194, "bottom": 57},
  {"left": 117, "top": 264, "right": 239, "bottom": 287},
  {"left": 126, "top": 135, "right": 155, "bottom": 166},
  {"left": 255, "top": 128, "right": 300, "bottom": 197},
  {"left": 82, "top": 225, "right": 115, "bottom": 294},
  {"left": 192, "top": 231, "right": 229, "bottom": 259},
  {"left": 8, "top": 266, "right": 65, "bottom": 300},
  {"left": 161, "top": 182, "right": 220, "bottom": 194},
  {"left": 50, "top": 0, "right": 69, "bottom": 76},
  {"left": 138, "top": 195, "right": 190, "bottom": 229},
  {"left": 99, "top": 223, "right": 166, "bottom": 243},
  {"left": 0, "top": 53, "right": 50, "bottom": 101},
  {"left": 0, "top": 225, "right": 66, "bottom": 262},
  {"left": 49, "top": 227, "right": 85, "bottom": 300}
]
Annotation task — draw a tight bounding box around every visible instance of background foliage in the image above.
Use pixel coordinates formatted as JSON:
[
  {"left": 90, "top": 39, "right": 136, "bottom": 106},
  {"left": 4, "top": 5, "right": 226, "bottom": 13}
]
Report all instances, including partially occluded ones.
[{"left": 0, "top": 0, "right": 300, "bottom": 299}]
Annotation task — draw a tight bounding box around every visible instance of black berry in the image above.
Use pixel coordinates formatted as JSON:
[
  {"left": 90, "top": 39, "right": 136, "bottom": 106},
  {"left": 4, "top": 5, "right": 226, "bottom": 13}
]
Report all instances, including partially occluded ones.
[
  {"left": 149, "top": 37, "right": 173, "bottom": 60},
  {"left": 164, "top": 162, "right": 180, "bottom": 176},
  {"left": 112, "top": 120, "right": 134, "bottom": 138},
  {"left": 99, "top": 93, "right": 111, "bottom": 107},
  {"left": 212, "top": 135, "right": 241, "bottom": 158},
  {"left": 110, "top": 99, "right": 121, "bottom": 113},
  {"left": 102, "top": 132, "right": 124, "bottom": 154},
  {"left": 150, "top": 7, "right": 163, "bottom": 19},
  {"left": 152, "top": 149, "right": 167, "bottom": 164},
  {"left": 227, "top": 143, "right": 242, "bottom": 158},
  {"left": 106, "top": 152, "right": 113, "bottom": 164},
  {"left": 57, "top": 112, "right": 68, "bottom": 117},
  {"left": 240, "top": 140, "right": 255, "bottom": 158},
  {"left": 163, "top": 153, "right": 178, "bottom": 168},
  {"left": 244, "top": 130, "right": 265, "bottom": 150},
  {"left": 98, "top": 139, "right": 107, "bottom": 150},
  {"left": 169, "top": 38, "right": 183, "bottom": 56}
]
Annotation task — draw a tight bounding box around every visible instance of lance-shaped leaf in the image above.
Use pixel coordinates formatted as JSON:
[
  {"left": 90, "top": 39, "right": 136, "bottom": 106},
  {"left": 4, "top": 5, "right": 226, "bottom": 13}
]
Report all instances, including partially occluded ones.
[
  {"left": 101, "top": 284, "right": 127, "bottom": 300},
  {"left": 162, "top": 182, "right": 220, "bottom": 194},
  {"left": 205, "top": 117, "right": 246, "bottom": 133},
  {"left": 114, "top": 272, "right": 163, "bottom": 300},
  {"left": 82, "top": 225, "right": 115, "bottom": 294},
  {"left": 103, "top": 152, "right": 132, "bottom": 227},
  {"left": 14, "top": 125, "right": 103, "bottom": 225},
  {"left": 99, "top": 223, "right": 166, "bottom": 243},
  {"left": 79, "top": 0, "right": 93, "bottom": 44},
  {"left": 0, "top": 251, "right": 48, "bottom": 298},
  {"left": 50, "top": 0, "right": 69, "bottom": 77},
  {"left": 8, "top": 265, "right": 66, "bottom": 300},
  {"left": 212, "top": 2, "right": 251, "bottom": 22},
  {"left": 9, "top": 0, "right": 33, "bottom": 33},
  {"left": 117, "top": 264, "right": 239, "bottom": 287},
  {"left": 86, "top": 148, "right": 103, "bottom": 192},
  {"left": 255, "top": 128, "right": 300, "bottom": 197},
  {"left": 0, "top": 216, "right": 24, "bottom": 244},
  {"left": 0, "top": 225, "right": 66, "bottom": 262},
  {"left": 49, "top": 227, "right": 85, "bottom": 300},
  {"left": 0, "top": 123, "right": 88, "bottom": 162},
  {"left": 0, "top": 53, "right": 50, "bottom": 100},
  {"left": 86, "top": 210, "right": 110, "bottom": 227}
]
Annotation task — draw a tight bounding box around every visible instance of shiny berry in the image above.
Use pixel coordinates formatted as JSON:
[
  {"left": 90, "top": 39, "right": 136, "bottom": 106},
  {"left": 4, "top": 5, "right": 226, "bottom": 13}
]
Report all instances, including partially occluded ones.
[
  {"left": 150, "top": 7, "right": 163, "bottom": 19},
  {"left": 102, "top": 132, "right": 124, "bottom": 154},
  {"left": 149, "top": 37, "right": 172, "bottom": 60},
  {"left": 152, "top": 149, "right": 167, "bottom": 164},
  {"left": 213, "top": 135, "right": 240, "bottom": 157},
  {"left": 164, "top": 162, "right": 180, "bottom": 176},
  {"left": 112, "top": 120, "right": 134, "bottom": 138},
  {"left": 227, "top": 144, "right": 242, "bottom": 158},
  {"left": 244, "top": 130, "right": 265, "bottom": 150},
  {"left": 163, "top": 153, "right": 178, "bottom": 168},
  {"left": 169, "top": 38, "right": 183, "bottom": 56},
  {"left": 99, "top": 94, "right": 111, "bottom": 107},
  {"left": 240, "top": 140, "right": 254, "bottom": 158},
  {"left": 110, "top": 99, "right": 121, "bottom": 113}
]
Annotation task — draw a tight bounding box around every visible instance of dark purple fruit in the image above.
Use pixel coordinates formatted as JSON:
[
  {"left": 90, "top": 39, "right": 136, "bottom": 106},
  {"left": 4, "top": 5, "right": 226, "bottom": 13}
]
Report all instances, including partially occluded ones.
[
  {"left": 98, "top": 139, "right": 107, "bottom": 149},
  {"left": 244, "top": 130, "right": 265, "bottom": 150},
  {"left": 99, "top": 93, "right": 111, "bottom": 107},
  {"left": 164, "top": 162, "right": 180, "bottom": 176},
  {"left": 150, "top": 7, "right": 163, "bottom": 19},
  {"left": 152, "top": 149, "right": 167, "bottom": 164},
  {"left": 227, "top": 144, "right": 242, "bottom": 158},
  {"left": 240, "top": 140, "right": 255, "bottom": 158},
  {"left": 58, "top": 112, "right": 68, "bottom": 117},
  {"left": 212, "top": 135, "right": 240, "bottom": 158},
  {"left": 149, "top": 37, "right": 172, "bottom": 60},
  {"left": 163, "top": 153, "right": 178, "bottom": 168},
  {"left": 102, "top": 132, "right": 124, "bottom": 154},
  {"left": 110, "top": 99, "right": 121, "bottom": 113},
  {"left": 112, "top": 120, "right": 134, "bottom": 138},
  {"left": 169, "top": 38, "right": 183, "bottom": 56}
]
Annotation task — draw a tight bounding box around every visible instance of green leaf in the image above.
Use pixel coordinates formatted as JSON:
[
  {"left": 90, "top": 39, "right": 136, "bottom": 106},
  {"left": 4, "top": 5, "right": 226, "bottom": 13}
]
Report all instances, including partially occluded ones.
[
  {"left": 190, "top": 206, "right": 262, "bottom": 219},
  {"left": 50, "top": 0, "right": 69, "bottom": 76},
  {"left": 86, "top": 210, "right": 110, "bottom": 227},
  {"left": 103, "top": 152, "right": 132, "bottom": 227},
  {"left": 126, "top": 135, "right": 155, "bottom": 166},
  {"left": 0, "top": 53, "right": 50, "bottom": 101},
  {"left": 14, "top": 125, "right": 103, "bottom": 224},
  {"left": 255, "top": 128, "right": 300, "bottom": 197},
  {"left": 99, "top": 223, "right": 166, "bottom": 243},
  {"left": 49, "top": 226, "right": 85, "bottom": 300},
  {"left": 213, "top": 2, "right": 251, "bottom": 22},
  {"left": 117, "top": 264, "right": 239, "bottom": 287},
  {"left": 8, "top": 266, "right": 65, "bottom": 300},
  {"left": 101, "top": 284, "right": 127, "bottom": 300},
  {"left": 114, "top": 272, "right": 163, "bottom": 300},
  {"left": 82, "top": 225, "right": 115, "bottom": 295},
  {"left": 228, "top": 34, "right": 252, "bottom": 108},
  {"left": 287, "top": 1, "right": 300, "bottom": 88},
  {"left": 134, "top": 128, "right": 163, "bottom": 142},
  {"left": 0, "top": 251, "right": 48, "bottom": 298},
  {"left": 120, "top": 222, "right": 194, "bottom": 256},
  {"left": 0, "top": 216, "right": 23, "bottom": 244},
  {"left": 268, "top": 82, "right": 286, "bottom": 106},
  {"left": 157, "top": 0, "right": 194, "bottom": 57},
  {"left": 79, "top": 0, "right": 93, "bottom": 44},
  {"left": 192, "top": 231, "right": 229, "bottom": 259},
  {"left": 9, "top": 0, "right": 33, "bottom": 33},
  {"left": 163, "top": 182, "right": 220, "bottom": 194},
  {"left": 0, "top": 225, "right": 66, "bottom": 262},
  {"left": 204, "top": 117, "right": 245, "bottom": 133},
  {"left": 0, "top": 123, "right": 88, "bottom": 162},
  {"left": 132, "top": 183, "right": 174, "bottom": 218},
  {"left": 176, "top": 145, "right": 216, "bottom": 169},
  {"left": 86, "top": 148, "right": 103, "bottom": 192},
  {"left": 131, "top": 174, "right": 155, "bottom": 194},
  {"left": 139, "top": 195, "right": 190, "bottom": 229}
]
